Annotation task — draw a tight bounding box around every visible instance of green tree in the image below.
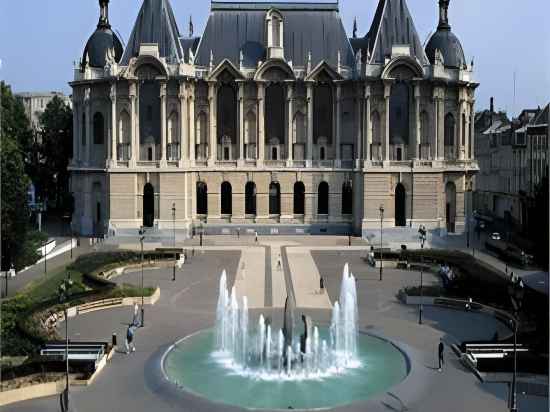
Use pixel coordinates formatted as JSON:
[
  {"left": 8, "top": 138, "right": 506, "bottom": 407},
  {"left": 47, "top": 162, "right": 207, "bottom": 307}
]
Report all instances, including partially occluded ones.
[
  {"left": 1, "top": 82, "right": 42, "bottom": 270},
  {"left": 38, "top": 96, "right": 73, "bottom": 211}
]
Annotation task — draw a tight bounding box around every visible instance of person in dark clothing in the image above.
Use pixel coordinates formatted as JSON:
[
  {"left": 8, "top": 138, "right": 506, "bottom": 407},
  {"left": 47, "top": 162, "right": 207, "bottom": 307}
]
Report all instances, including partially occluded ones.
[
  {"left": 126, "top": 325, "right": 136, "bottom": 354},
  {"left": 438, "top": 340, "right": 445, "bottom": 371},
  {"left": 319, "top": 277, "right": 325, "bottom": 293}
]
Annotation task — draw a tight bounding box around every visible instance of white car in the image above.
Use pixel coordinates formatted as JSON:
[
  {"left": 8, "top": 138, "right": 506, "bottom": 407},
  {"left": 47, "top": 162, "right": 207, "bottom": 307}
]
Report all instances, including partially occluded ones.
[{"left": 490, "top": 232, "right": 501, "bottom": 240}]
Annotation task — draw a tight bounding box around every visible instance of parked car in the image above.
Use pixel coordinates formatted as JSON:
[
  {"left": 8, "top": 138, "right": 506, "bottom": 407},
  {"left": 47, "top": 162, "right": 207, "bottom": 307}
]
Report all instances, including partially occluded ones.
[{"left": 490, "top": 232, "right": 501, "bottom": 240}]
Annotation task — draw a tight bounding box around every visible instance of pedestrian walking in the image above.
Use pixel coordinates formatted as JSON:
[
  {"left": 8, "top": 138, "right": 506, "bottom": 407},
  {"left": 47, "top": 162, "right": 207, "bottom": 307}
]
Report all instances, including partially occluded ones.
[
  {"left": 319, "top": 276, "right": 325, "bottom": 294},
  {"left": 237, "top": 227, "right": 240, "bottom": 239},
  {"left": 277, "top": 254, "right": 282, "bottom": 270},
  {"left": 368, "top": 246, "right": 375, "bottom": 267},
  {"left": 132, "top": 303, "right": 140, "bottom": 326},
  {"left": 438, "top": 340, "right": 444, "bottom": 371},
  {"left": 254, "top": 231, "right": 258, "bottom": 243},
  {"left": 125, "top": 325, "right": 136, "bottom": 354}
]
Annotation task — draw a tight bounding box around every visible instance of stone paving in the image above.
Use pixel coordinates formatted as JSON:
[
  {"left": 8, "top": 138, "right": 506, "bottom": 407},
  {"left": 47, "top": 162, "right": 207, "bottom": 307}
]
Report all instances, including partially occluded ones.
[{"left": 3, "top": 239, "right": 548, "bottom": 412}]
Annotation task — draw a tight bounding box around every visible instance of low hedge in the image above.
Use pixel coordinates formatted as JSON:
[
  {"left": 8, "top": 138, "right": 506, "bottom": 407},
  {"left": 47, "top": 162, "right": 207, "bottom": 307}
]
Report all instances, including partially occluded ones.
[{"left": 1, "top": 251, "right": 166, "bottom": 357}]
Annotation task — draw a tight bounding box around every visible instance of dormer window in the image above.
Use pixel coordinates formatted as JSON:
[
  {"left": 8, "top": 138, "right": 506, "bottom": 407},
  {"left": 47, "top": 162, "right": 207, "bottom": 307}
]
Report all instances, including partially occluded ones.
[{"left": 266, "top": 9, "right": 284, "bottom": 59}]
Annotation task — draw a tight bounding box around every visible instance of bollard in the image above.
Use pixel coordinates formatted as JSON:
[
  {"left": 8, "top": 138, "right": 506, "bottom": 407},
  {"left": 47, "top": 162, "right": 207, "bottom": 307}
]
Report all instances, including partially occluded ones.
[{"left": 112, "top": 332, "right": 117, "bottom": 348}]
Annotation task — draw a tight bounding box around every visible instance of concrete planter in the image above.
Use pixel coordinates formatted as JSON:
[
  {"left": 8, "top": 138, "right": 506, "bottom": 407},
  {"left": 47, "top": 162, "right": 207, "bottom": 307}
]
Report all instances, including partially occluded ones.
[{"left": 405, "top": 296, "right": 437, "bottom": 305}]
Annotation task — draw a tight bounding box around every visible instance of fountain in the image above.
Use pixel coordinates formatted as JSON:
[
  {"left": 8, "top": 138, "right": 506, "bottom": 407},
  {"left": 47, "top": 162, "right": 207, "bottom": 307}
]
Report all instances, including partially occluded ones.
[
  {"left": 163, "top": 263, "right": 409, "bottom": 410},
  {"left": 212, "top": 264, "right": 360, "bottom": 379}
]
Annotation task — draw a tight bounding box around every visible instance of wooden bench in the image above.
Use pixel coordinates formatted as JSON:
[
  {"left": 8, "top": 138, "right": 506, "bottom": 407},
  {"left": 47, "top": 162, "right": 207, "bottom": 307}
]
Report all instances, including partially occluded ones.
[{"left": 77, "top": 298, "right": 124, "bottom": 315}]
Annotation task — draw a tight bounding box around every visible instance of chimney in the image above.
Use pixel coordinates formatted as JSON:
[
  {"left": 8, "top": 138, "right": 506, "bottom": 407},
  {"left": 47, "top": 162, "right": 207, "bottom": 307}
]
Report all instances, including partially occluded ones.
[
  {"left": 98, "top": 0, "right": 110, "bottom": 29},
  {"left": 490, "top": 97, "right": 494, "bottom": 114}
]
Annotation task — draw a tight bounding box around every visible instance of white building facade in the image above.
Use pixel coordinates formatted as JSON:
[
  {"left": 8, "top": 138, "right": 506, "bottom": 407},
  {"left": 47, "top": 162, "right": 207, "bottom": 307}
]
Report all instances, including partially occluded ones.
[{"left": 70, "top": 0, "right": 478, "bottom": 238}]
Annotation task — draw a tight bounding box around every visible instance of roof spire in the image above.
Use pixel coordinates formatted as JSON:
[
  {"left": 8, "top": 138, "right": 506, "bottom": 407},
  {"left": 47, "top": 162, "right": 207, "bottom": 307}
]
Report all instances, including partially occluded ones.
[
  {"left": 438, "top": 0, "right": 451, "bottom": 30},
  {"left": 98, "top": 0, "right": 110, "bottom": 29},
  {"left": 353, "top": 17, "right": 358, "bottom": 38},
  {"left": 189, "top": 15, "right": 194, "bottom": 38}
]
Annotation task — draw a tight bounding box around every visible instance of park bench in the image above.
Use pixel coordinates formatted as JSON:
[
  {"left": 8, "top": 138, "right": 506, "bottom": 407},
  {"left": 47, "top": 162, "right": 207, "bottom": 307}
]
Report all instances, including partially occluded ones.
[
  {"left": 40, "top": 342, "right": 108, "bottom": 368},
  {"left": 77, "top": 298, "right": 124, "bottom": 314}
]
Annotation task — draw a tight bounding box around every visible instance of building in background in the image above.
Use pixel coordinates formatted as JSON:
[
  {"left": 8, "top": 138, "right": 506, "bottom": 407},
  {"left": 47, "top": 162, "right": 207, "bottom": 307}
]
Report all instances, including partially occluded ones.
[
  {"left": 474, "top": 100, "right": 548, "bottom": 233},
  {"left": 16, "top": 91, "right": 72, "bottom": 132},
  {"left": 70, "top": 0, "right": 478, "bottom": 238}
]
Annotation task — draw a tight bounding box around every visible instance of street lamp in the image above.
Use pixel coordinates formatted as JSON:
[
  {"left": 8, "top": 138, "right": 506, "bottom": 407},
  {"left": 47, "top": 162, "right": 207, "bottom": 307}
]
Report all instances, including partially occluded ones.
[
  {"left": 507, "top": 278, "right": 525, "bottom": 412},
  {"left": 172, "top": 203, "right": 176, "bottom": 282},
  {"left": 379, "top": 205, "right": 384, "bottom": 281},
  {"left": 139, "top": 227, "right": 146, "bottom": 327},
  {"left": 58, "top": 272, "right": 73, "bottom": 412},
  {"left": 418, "top": 225, "right": 427, "bottom": 324}
]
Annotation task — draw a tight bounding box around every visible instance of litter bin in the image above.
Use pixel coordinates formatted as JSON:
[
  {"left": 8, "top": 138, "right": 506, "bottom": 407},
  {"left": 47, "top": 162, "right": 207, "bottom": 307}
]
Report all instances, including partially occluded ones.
[{"left": 112, "top": 332, "right": 117, "bottom": 348}]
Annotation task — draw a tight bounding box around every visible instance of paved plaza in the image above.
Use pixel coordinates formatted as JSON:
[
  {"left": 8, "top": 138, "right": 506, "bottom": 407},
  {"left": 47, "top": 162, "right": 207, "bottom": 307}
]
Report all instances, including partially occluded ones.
[{"left": 3, "top": 237, "right": 548, "bottom": 411}]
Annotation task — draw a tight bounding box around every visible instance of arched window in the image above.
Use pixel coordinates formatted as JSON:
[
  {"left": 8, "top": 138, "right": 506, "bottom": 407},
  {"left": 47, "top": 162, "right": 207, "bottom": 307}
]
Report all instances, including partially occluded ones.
[
  {"left": 168, "top": 111, "right": 179, "bottom": 143},
  {"left": 139, "top": 80, "right": 160, "bottom": 149},
  {"left": 371, "top": 111, "right": 381, "bottom": 160},
  {"left": 245, "top": 182, "right": 257, "bottom": 215},
  {"left": 318, "top": 182, "right": 329, "bottom": 215},
  {"left": 196, "top": 182, "right": 208, "bottom": 215},
  {"left": 293, "top": 182, "right": 305, "bottom": 215},
  {"left": 82, "top": 113, "right": 86, "bottom": 146},
  {"left": 269, "top": 182, "right": 281, "bottom": 215},
  {"left": 314, "top": 84, "right": 333, "bottom": 144},
  {"left": 265, "top": 84, "right": 285, "bottom": 152},
  {"left": 389, "top": 82, "right": 410, "bottom": 146},
  {"left": 444, "top": 113, "right": 455, "bottom": 159},
  {"left": 221, "top": 182, "right": 232, "bottom": 215},
  {"left": 267, "top": 9, "right": 283, "bottom": 49},
  {"left": 118, "top": 110, "right": 131, "bottom": 160},
  {"left": 342, "top": 181, "right": 353, "bottom": 215},
  {"left": 93, "top": 112, "right": 104, "bottom": 144},
  {"left": 217, "top": 84, "right": 237, "bottom": 146},
  {"left": 245, "top": 111, "right": 257, "bottom": 159}
]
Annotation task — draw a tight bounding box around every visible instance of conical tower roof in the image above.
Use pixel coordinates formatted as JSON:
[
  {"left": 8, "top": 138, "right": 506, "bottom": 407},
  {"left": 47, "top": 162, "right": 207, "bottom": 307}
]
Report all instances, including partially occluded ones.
[
  {"left": 121, "top": 0, "right": 184, "bottom": 65},
  {"left": 366, "top": 0, "right": 428, "bottom": 65}
]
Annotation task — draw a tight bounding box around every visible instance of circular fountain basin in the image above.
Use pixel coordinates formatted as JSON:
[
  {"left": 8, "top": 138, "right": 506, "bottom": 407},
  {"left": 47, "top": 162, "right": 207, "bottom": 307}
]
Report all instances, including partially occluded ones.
[{"left": 163, "top": 328, "right": 409, "bottom": 410}]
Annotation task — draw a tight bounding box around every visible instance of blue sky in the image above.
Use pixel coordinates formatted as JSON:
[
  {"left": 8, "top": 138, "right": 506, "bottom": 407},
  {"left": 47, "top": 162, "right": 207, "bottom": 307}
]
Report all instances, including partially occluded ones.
[{"left": 1, "top": 0, "right": 548, "bottom": 114}]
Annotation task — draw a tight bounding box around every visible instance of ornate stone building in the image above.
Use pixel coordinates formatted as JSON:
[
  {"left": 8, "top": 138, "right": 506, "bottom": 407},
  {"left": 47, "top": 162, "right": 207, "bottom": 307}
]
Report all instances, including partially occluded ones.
[{"left": 70, "top": 0, "right": 478, "bottom": 238}]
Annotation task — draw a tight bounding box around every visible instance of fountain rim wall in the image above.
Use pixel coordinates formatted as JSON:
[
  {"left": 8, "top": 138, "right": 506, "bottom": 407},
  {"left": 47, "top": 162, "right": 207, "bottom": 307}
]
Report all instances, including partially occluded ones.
[{"left": 159, "top": 327, "right": 413, "bottom": 412}]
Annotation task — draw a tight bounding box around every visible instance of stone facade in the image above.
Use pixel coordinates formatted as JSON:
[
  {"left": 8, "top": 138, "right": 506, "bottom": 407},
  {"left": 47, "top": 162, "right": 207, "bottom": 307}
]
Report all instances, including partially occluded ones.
[{"left": 70, "top": 0, "right": 479, "bottom": 237}]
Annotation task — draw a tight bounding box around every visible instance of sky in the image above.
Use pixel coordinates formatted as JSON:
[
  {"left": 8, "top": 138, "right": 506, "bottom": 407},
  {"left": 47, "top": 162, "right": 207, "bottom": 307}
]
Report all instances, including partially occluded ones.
[{"left": 0, "top": 0, "right": 549, "bottom": 115}]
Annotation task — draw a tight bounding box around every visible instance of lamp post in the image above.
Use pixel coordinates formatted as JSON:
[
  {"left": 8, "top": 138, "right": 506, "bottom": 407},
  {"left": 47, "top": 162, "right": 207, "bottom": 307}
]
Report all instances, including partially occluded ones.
[
  {"left": 172, "top": 203, "right": 176, "bottom": 282},
  {"left": 139, "top": 227, "right": 146, "bottom": 327},
  {"left": 58, "top": 273, "right": 73, "bottom": 412},
  {"left": 418, "top": 225, "right": 427, "bottom": 324},
  {"left": 379, "top": 205, "right": 384, "bottom": 281},
  {"left": 43, "top": 240, "right": 48, "bottom": 277},
  {"left": 508, "top": 278, "right": 524, "bottom": 412}
]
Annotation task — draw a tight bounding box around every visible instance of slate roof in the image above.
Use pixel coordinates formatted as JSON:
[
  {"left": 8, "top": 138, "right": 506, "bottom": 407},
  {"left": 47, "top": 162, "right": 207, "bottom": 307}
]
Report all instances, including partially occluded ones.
[
  {"left": 121, "top": 0, "right": 184, "bottom": 65},
  {"left": 531, "top": 104, "right": 549, "bottom": 126},
  {"left": 194, "top": 2, "right": 355, "bottom": 68},
  {"left": 364, "top": 0, "right": 428, "bottom": 65}
]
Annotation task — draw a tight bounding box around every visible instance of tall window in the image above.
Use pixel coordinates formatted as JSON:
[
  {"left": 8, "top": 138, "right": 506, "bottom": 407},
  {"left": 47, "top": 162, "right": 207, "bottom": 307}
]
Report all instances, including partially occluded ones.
[
  {"left": 93, "top": 112, "right": 104, "bottom": 144},
  {"left": 313, "top": 84, "right": 333, "bottom": 144},
  {"left": 318, "top": 182, "right": 329, "bottom": 215},
  {"left": 371, "top": 111, "right": 381, "bottom": 160},
  {"left": 389, "top": 82, "right": 410, "bottom": 145},
  {"left": 444, "top": 113, "right": 455, "bottom": 159}
]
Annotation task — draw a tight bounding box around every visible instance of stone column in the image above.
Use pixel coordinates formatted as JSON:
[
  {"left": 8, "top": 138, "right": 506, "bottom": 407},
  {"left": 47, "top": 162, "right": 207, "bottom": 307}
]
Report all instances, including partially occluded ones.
[
  {"left": 355, "top": 85, "right": 362, "bottom": 167},
  {"left": 72, "top": 102, "right": 78, "bottom": 163},
  {"left": 160, "top": 82, "right": 167, "bottom": 164},
  {"left": 414, "top": 84, "right": 421, "bottom": 160},
  {"left": 458, "top": 99, "right": 464, "bottom": 160},
  {"left": 384, "top": 82, "right": 391, "bottom": 162},
  {"left": 179, "top": 82, "right": 187, "bottom": 163},
  {"left": 129, "top": 82, "right": 137, "bottom": 165},
  {"left": 335, "top": 84, "right": 342, "bottom": 166},
  {"left": 208, "top": 82, "right": 217, "bottom": 164},
  {"left": 470, "top": 100, "right": 475, "bottom": 160},
  {"left": 110, "top": 83, "right": 117, "bottom": 166},
  {"left": 188, "top": 84, "right": 196, "bottom": 164},
  {"left": 437, "top": 89, "right": 445, "bottom": 160},
  {"left": 238, "top": 82, "right": 245, "bottom": 164},
  {"left": 433, "top": 95, "right": 439, "bottom": 160},
  {"left": 306, "top": 83, "right": 313, "bottom": 164},
  {"left": 257, "top": 82, "right": 265, "bottom": 163},
  {"left": 365, "top": 86, "right": 371, "bottom": 162},
  {"left": 84, "top": 87, "right": 91, "bottom": 165},
  {"left": 287, "top": 83, "right": 294, "bottom": 165}
]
